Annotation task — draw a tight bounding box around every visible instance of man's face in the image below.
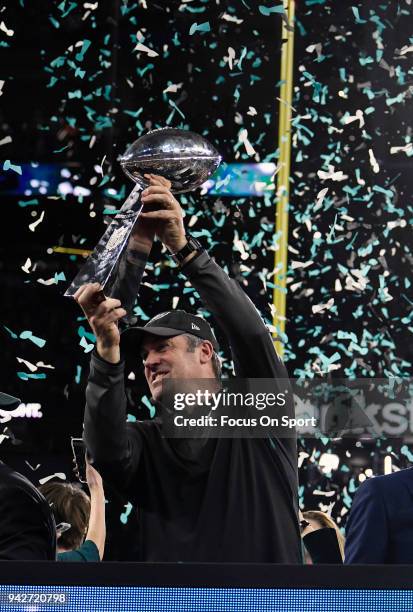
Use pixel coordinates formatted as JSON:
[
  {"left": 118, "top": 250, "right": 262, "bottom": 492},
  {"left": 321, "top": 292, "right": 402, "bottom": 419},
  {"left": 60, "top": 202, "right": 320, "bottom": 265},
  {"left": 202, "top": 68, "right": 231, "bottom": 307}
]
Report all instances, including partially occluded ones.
[{"left": 140, "top": 334, "right": 207, "bottom": 401}]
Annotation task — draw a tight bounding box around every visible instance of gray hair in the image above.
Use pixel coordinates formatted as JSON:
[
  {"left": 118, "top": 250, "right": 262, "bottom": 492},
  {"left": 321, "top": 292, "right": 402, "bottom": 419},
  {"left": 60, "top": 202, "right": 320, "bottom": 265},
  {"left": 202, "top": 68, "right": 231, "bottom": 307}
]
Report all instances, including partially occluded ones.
[{"left": 183, "top": 333, "right": 221, "bottom": 380}]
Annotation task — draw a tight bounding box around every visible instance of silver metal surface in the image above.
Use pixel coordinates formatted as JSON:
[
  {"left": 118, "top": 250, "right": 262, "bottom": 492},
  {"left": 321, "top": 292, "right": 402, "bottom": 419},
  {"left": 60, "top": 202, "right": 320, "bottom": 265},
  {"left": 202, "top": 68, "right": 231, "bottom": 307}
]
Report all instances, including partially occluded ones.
[
  {"left": 65, "top": 128, "right": 221, "bottom": 298},
  {"left": 119, "top": 127, "right": 221, "bottom": 193},
  {"left": 64, "top": 184, "right": 142, "bottom": 297}
]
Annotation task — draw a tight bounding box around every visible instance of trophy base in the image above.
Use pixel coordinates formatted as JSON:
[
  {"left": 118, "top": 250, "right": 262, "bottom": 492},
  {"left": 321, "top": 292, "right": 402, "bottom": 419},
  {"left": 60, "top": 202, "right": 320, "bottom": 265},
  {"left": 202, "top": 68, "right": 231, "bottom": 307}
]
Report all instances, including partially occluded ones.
[{"left": 64, "top": 184, "right": 143, "bottom": 298}]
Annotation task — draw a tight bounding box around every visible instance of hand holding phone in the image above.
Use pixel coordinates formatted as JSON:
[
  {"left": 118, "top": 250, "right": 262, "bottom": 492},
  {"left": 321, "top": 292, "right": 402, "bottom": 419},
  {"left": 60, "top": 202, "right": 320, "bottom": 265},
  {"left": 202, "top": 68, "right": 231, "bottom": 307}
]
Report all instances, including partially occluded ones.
[{"left": 70, "top": 437, "right": 87, "bottom": 483}]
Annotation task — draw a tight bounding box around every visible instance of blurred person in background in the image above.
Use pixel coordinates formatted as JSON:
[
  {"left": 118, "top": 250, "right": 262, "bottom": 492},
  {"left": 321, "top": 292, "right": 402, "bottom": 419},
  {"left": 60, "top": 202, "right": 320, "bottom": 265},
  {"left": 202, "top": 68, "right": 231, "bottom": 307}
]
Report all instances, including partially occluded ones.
[
  {"left": 0, "top": 392, "right": 56, "bottom": 560},
  {"left": 39, "top": 462, "right": 105, "bottom": 562},
  {"left": 345, "top": 467, "right": 413, "bottom": 563},
  {"left": 300, "top": 510, "right": 344, "bottom": 564}
]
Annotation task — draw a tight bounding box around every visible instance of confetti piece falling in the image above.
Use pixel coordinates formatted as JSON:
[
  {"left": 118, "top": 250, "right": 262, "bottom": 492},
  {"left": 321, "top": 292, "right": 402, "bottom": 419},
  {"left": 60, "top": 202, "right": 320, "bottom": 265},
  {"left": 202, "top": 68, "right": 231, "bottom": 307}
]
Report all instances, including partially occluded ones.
[
  {"left": 3, "top": 159, "right": 22, "bottom": 174},
  {"left": 19, "top": 331, "right": 46, "bottom": 348},
  {"left": 28, "top": 210, "right": 45, "bottom": 232},
  {"left": 39, "top": 473, "right": 66, "bottom": 485},
  {"left": 189, "top": 21, "right": 211, "bottom": 35},
  {"left": 134, "top": 42, "right": 159, "bottom": 57}
]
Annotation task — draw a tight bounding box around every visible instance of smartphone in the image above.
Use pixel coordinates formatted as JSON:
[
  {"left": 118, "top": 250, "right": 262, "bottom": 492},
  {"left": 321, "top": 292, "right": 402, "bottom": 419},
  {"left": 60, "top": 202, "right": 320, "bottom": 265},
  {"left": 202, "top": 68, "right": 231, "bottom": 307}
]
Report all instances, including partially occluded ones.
[{"left": 70, "top": 437, "right": 87, "bottom": 484}]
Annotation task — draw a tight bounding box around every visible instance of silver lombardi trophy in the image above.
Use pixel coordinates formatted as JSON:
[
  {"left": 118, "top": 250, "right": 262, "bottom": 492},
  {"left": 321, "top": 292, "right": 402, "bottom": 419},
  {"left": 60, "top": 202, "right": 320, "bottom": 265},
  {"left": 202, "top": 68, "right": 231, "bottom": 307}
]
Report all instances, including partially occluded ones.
[{"left": 64, "top": 127, "right": 221, "bottom": 298}]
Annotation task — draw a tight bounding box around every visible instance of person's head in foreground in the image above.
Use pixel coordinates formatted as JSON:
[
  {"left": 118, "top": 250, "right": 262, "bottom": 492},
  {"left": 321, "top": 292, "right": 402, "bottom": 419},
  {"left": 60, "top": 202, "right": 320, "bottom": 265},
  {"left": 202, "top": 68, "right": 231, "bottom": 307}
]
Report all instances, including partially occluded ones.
[
  {"left": 302, "top": 510, "right": 345, "bottom": 561},
  {"left": 122, "top": 309, "right": 221, "bottom": 402},
  {"left": 39, "top": 481, "right": 90, "bottom": 553}
]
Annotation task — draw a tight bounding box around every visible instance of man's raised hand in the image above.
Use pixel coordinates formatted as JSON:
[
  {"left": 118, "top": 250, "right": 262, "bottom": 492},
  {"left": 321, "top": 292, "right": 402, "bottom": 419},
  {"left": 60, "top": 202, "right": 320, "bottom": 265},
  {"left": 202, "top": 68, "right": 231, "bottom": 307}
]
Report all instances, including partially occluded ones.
[
  {"left": 129, "top": 174, "right": 174, "bottom": 254},
  {"left": 74, "top": 283, "right": 125, "bottom": 363},
  {"left": 140, "top": 177, "right": 187, "bottom": 254}
]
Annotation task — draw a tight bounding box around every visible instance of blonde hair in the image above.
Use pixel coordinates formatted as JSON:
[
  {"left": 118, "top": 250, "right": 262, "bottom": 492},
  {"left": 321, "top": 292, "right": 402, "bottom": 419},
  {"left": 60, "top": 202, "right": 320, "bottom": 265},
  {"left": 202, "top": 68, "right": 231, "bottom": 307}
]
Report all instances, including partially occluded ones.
[{"left": 302, "top": 510, "right": 345, "bottom": 561}]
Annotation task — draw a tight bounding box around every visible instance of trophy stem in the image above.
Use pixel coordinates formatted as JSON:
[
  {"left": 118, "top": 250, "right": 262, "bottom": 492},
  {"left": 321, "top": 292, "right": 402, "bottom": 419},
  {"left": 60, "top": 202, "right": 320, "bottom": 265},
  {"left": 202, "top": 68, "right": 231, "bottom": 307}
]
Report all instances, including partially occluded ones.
[{"left": 64, "top": 184, "right": 143, "bottom": 297}]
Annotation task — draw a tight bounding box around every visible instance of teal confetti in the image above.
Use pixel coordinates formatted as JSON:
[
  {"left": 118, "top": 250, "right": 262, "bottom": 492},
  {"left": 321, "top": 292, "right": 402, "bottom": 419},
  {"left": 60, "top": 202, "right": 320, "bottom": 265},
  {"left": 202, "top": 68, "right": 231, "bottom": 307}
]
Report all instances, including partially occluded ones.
[
  {"left": 401, "top": 445, "right": 413, "bottom": 462},
  {"left": 19, "top": 331, "right": 46, "bottom": 348},
  {"left": 189, "top": 22, "right": 211, "bottom": 35},
  {"left": 17, "top": 372, "right": 47, "bottom": 381},
  {"left": 75, "top": 39, "right": 91, "bottom": 62},
  {"left": 3, "top": 160, "right": 22, "bottom": 175},
  {"left": 79, "top": 336, "right": 94, "bottom": 353},
  {"left": 3, "top": 326, "right": 18, "bottom": 339},
  {"left": 18, "top": 199, "right": 39, "bottom": 207},
  {"left": 258, "top": 5, "right": 285, "bottom": 16},
  {"left": 142, "top": 395, "right": 155, "bottom": 418},
  {"left": 120, "top": 502, "right": 133, "bottom": 524},
  {"left": 77, "top": 326, "right": 96, "bottom": 343}
]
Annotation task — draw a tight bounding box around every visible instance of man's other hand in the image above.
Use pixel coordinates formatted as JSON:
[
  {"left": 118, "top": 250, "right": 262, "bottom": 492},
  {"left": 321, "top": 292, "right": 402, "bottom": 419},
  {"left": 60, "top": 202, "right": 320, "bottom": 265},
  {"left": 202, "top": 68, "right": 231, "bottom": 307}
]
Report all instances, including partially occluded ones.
[
  {"left": 74, "top": 283, "right": 125, "bottom": 363},
  {"left": 140, "top": 176, "right": 187, "bottom": 254}
]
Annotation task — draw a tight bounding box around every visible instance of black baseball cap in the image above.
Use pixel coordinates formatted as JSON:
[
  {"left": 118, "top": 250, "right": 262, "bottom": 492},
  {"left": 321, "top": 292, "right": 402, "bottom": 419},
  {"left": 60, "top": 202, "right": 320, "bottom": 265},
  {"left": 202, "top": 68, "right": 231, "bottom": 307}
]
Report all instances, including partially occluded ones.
[
  {"left": 0, "top": 392, "right": 20, "bottom": 409},
  {"left": 121, "top": 310, "right": 219, "bottom": 354}
]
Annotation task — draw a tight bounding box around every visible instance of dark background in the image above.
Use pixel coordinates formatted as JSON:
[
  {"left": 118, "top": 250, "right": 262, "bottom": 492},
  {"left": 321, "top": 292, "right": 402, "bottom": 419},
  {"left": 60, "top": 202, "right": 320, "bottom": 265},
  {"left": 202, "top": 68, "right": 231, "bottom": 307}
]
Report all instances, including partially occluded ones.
[{"left": 1, "top": 0, "right": 413, "bottom": 559}]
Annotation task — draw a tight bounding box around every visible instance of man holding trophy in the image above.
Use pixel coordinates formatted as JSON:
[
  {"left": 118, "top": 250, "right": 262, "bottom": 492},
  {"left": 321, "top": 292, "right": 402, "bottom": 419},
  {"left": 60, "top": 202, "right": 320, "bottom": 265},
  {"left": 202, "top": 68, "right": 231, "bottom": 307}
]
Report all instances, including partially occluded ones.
[{"left": 73, "top": 129, "right": 301, "bottom": 562}]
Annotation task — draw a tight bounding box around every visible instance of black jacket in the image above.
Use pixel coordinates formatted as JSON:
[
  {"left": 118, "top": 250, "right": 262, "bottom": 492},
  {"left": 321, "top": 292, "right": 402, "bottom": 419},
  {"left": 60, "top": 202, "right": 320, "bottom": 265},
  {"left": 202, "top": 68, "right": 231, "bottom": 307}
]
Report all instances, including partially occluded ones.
[
  {"left": 345, "top": 468, "right": 413, "bottom": 563},
  {"left": 84, "top": 251, "right": 301, "bottom": 562},
  {"left": 0, "top": 461, "right": 56, "bottom": 560}
]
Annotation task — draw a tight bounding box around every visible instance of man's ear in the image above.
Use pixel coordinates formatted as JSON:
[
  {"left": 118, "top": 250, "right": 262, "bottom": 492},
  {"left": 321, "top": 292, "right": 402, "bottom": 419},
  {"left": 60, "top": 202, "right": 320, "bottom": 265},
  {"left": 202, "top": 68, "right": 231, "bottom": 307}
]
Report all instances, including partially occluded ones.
[{"left": 199, "top": 340, "right": 214, "bottom": 364}]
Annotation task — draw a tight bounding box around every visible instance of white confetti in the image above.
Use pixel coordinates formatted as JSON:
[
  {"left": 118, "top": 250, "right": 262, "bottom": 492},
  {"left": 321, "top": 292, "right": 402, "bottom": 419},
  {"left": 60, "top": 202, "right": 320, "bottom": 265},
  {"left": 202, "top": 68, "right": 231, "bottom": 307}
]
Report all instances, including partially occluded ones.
[
  {"left": 390, "top": 143, "right": 413, "bottom": 155},
  {"left": 0, "top": 21, "right": 14, "bottom": 36},
  {"left": 227, "top": 47, "right": 236, "bottom": 70},
  {"left": 16, "top": 357, "right": 38, "bottom": 372},
  {"left": 99, "top": 154, "right": 106, "bottom": 176},
  {"left": 317, "top": 165, "right": 348, "bottom": 182},
  {"left": 39, "top": 473, "right": 66, "bottom": 485},
  {"left": 37, "top": 277, "right": 58, "bottom": 286},
  {"left": 313, "top": 187, "right": 329, "bottom": 211},
  {"left": 233, "top": 231, "right": 249, "bottom": 260},
  {"left": 342, "top": 109, "right": 365, "bottom": 128},
  {"left": 398, "top": 44, "right": 413, "bottom": 55},
  {"left": 290, "top": 260, "right": 314, "bottom": 270},
  {"left": 134, "top": 42, "right": 159, "bottom": 57},
  {"left": 29, "top": 210, "right": 45, "bottom": 232},
  {"left": 36, "top": 361, "right": 55, "bottom": 369},
  {"left": 0, "top": 135, "right": 12, "bottom": 146},
  {"left": 368, "top": 148, "right": 380, "bottom": 173},
  {"left": 238, "top": 129, "right": 256, "bottom": 157},
  {"left": 221, "top": 13, "right": 244, "bottom": 24},
  {"left": 163, "top": 82, "right": 183, "bottom": 94},
  {"left": 312, "top": 298, "right": 335, "bottom": 314},
  {"left": 313, "top": 489, "right": 336, "bottom": 496},
  {"left": 21, "top": 257, "right": 32, "bottom": 273},
  {"left": 298, "top": 451, "right": 310, "bottom": 468}
]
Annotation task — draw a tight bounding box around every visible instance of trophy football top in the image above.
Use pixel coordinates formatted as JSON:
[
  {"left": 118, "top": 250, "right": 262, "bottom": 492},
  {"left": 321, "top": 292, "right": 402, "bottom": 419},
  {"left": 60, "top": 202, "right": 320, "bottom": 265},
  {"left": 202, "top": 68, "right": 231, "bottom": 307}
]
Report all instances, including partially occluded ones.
[{"left": 119, "top": 127, "right": 221, "bottom": 193}]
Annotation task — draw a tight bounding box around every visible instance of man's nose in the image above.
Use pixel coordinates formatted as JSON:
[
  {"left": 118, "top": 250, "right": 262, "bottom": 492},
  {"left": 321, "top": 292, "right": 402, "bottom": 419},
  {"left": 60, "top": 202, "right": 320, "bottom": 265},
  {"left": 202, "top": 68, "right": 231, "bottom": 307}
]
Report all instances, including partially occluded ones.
[{"left": 143, "top": 351, "right": 161, "bottom": 370}]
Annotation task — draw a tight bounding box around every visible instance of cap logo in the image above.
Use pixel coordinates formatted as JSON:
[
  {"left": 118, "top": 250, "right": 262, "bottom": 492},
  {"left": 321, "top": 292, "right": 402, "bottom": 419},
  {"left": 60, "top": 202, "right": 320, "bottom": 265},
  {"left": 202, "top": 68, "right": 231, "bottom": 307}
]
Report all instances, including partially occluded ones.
[{"left": 191, "top": 322, "right": 201, "bottom": 331}]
